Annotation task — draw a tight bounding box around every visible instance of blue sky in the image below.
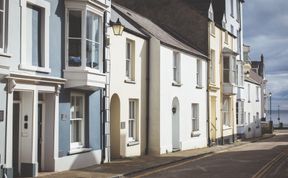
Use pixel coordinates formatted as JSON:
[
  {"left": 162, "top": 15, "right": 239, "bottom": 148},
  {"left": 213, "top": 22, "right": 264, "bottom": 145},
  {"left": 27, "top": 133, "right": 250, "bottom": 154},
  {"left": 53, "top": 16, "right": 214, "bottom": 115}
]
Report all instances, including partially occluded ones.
[{"left": 243, "top": 0, "right": 288, "bottom": 110}]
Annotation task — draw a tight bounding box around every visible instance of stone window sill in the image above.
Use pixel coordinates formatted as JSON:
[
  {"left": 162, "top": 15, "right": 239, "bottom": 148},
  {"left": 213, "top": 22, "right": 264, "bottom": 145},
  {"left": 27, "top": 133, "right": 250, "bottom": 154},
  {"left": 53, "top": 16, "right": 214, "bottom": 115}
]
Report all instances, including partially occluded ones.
[
  {"left": 0, "top": 52, "right": 12, "bottom": 58},
  {"left": 196, "top": 85, "right": 203, "bottom": 89},
  {"left": 127, "top": 141, "right": 139, "bottom": 147},
  {"left": 68, "top": 147, "right": 92, "bottom": 155},
  {"left": 191, "top": 131, "right": 201, "bottom": 137},
  {"left": 172, "top": 82, "right": 182, "bottom": 87},
  {"left": 124, "top": 79, "right": 136, "bottom": 84},
  {"left": 19, "top": 64, "right": 51, "bottom": 74}
]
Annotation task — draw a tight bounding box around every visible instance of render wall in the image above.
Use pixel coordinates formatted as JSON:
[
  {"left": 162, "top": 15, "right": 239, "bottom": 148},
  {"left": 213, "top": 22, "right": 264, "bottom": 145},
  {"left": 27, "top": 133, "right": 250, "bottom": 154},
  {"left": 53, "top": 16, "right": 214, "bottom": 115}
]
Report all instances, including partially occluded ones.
[
  {"left": 159, "top": 45, "right": 208, "bottom": 154},
  {"left": 109, "top": 30, "right": 147, "bottom": 157}
]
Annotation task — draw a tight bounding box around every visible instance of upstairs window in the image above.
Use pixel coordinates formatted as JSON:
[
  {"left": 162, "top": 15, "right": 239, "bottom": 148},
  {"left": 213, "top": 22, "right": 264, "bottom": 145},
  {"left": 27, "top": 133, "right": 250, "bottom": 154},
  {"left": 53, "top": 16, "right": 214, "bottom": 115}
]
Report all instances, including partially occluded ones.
[
  {"left": 173, "top": 52, "right": 180, "bottom": 83},
  {"left": 210, "top": 50, "right": 215, "bottom": 84},
  {"left": 223, "top": 56, "right": 236, "bottom": 84},
  {"left": 230, "top": 0, "right": 234, "bottom": 17},
  {"left": 224, "top": 31, "right": 228, "bottom": 44},
  {"left": 20, "top": 0, "right": 50, "bottom": 72},
  {"left": 248, "top": 84, "right": 251, "bottom": 102},
  {"left": 66, "top": 7, "right": 102, "bottom": 71},
  {"left": 210, "top": 22, "right": 215, "bottom": 36},
  {"left": 0, "top": 0, "right": 6, "bottom": 52},
  {"left": 256, "top": 86, "right": 260, "bottom": 102},
  {"left": 196, "top": 59, "right": 202, "bottom": 87},
  {"left": 237, "top": 0, "right": 241, "bottom": 21},
  {"left": 126, "top": 39, "right": 135, "bottom": 80}
]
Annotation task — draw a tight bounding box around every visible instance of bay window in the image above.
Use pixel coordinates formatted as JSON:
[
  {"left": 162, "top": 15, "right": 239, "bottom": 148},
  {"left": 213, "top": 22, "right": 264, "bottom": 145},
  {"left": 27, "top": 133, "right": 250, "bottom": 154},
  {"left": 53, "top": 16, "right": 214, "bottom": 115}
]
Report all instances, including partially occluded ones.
[
  {"left": 223, "top": 55, "right": 236, "bottom": 84},
  {"left": 66, "top": 7, "right": 102, "bottom": 71},
  {"left": 70, "top": 93, "right": 85, "bottom": 149}
]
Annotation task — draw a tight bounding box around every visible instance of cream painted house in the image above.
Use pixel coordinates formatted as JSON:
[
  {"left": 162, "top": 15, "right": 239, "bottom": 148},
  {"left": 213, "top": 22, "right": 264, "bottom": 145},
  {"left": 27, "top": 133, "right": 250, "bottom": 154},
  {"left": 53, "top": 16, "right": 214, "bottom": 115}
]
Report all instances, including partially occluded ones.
[
  {"left": 109, "top": 7, "right": 148, "bottom": 158},
  {"left": 113, "top": 3, "right": 208, "bottom": 155}
]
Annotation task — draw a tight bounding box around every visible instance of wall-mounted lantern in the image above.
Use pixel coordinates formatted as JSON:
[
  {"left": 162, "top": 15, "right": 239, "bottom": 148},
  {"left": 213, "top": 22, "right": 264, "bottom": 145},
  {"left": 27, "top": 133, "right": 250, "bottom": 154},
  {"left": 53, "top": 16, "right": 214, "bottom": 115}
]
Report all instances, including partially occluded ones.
[
  {"left": 111, "top": 18, "right": 124, "bottom": 36},
  {"left": 172, "top": 107, "right": 176, "bottom": 114}
]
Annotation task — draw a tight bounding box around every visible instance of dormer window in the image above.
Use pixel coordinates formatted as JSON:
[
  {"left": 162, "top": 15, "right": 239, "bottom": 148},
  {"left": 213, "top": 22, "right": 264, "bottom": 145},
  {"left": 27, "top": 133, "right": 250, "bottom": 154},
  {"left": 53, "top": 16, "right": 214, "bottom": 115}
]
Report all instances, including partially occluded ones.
[{"left": 66, "top": 2, "right": 103, "bottom": 72}]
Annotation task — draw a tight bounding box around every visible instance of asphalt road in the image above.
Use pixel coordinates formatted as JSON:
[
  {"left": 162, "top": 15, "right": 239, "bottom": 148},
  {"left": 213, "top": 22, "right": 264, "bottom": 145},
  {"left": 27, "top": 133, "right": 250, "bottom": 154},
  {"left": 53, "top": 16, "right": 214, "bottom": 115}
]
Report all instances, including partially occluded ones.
[{"left": 133, "top": 130, "right": 288, "bottom": 178}]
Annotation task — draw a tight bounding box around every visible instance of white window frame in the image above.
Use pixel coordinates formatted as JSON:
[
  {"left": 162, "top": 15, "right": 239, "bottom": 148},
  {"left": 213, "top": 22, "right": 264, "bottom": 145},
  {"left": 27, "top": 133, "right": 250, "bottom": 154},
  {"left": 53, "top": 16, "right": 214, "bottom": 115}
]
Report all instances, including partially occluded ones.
[
  {"left": 210, "top": 49, "right": 215, "bottom": 84},
  {"left": 230, "top": 0, "right": 234, "bottom": 17},
  {"left": 128, "top": 99, "right": 138, "bottom": 142},
  {"left": 0, "top": 0, "right": 6, "bottom": 53},
  {"left": 223, "top": 55, "right": 236, "bottom": 84},
  {"left": 65, "top": 2, "right": 104, "bottom": 73},
  {"left": 223, "top": 98, "right": 230, "bottom": 127},
  {"left": 196, "top": 59, "right": 202, "bottom": 87},
  {"left": 173, "top": 51, "right": 180, "bottom": 83},
  {"left": 256, "top": 86, "right": 260, "bottom": 102},
  {"left": 248, "top": 84, "right": 251, "bottom": 102},
  {"left": 126, "top": 39, "right": 135, "bottom": 80},
  {"left": 192, "top": 104, "right": 199, "bottom": 132},
  {"left": 70, "top": 93, "right": 85, "bottom": 150},
  {"left": 19, "top": 0, "right": 51, "bottom": 73},
  {"left": 224, "top": 31, "right": 228, "bottom": 44}
]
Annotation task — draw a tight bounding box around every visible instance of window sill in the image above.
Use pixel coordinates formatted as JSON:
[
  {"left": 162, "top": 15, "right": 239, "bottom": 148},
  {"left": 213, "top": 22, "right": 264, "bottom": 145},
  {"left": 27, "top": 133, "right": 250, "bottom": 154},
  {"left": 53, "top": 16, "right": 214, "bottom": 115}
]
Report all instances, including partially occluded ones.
[
  {"left": 127, "top": 141, "right": 139, "bottom": 147},
  {"left": 191, "top": 131, "right": 201, "bottom": 137},
  {"left": 68, "top": 147, "right": 92, "bottom": 155},
  {"left": 210, "top": 33, "right": 216, "bottom": 38},
  {"left": 19, "top": 64, "right": 51, "bottom": 73},
  {"left": 172, "top": 82, "right": 182, "bottom": 87},
  {"left": 248, "top": 101, "right": 251, "bottom": 103},
  {"left": 0, "top": 52, "right": 12, "bottom": 58},
  {"left": 256, "top": 100, "right": 259, "bottom": 102},
  {"left": 196, "top": 85, "right": 203, "bottom": 89},
  {"left": 124, "top": 79, "right": 136, "bottom": 84},
  {"left": 223, "top": 126, "right": 232, "bottom": 130}
]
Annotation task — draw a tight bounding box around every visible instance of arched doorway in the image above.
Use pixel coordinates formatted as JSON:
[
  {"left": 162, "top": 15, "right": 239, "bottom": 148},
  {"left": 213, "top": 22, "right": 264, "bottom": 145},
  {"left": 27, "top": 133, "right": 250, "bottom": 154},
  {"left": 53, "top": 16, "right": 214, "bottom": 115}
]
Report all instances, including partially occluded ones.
[
  {"left": 172, "top": 97, "right": 180, "bottom": 151},
  {"left": 110, "top": 94, "right": 121, "bottom": 159}
]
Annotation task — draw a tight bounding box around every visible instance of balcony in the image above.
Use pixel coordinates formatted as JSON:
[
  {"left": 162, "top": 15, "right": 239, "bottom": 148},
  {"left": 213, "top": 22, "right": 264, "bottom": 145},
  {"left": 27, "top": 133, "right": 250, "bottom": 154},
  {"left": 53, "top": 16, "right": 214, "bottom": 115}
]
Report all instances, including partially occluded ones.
[{"left": 64, "top": 69, "right": 106, "bottom": 90}]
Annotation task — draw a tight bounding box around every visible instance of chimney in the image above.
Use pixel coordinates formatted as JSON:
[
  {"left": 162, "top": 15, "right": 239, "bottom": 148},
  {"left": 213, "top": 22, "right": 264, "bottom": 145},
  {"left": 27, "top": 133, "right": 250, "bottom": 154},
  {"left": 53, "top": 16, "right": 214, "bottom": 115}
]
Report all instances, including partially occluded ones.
[{"left": 261, "top": 54, "right": 264, "bottom": 63}]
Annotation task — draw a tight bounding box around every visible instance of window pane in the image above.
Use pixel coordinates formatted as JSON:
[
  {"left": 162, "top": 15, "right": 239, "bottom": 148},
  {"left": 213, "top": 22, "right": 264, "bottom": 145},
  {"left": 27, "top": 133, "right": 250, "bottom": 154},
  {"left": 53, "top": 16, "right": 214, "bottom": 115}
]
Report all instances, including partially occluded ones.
[
  {"left": 126, "top": 42, "right": 131, "bottom": 59},
  {"left": 69, "top": 11, "right": 81, "bottom": 38},
  {"left": 71, "top": 120, "right": 81, "bottom": 142},
  {"left": 86, "top": 11, "right": 100, "bottom": 42},
  {"left": 69, "top": 39, "right": 81, "bottom": 66},
  {"left": 26, "top": 4, "right": 42, "bottom": 67},
  {"left": 86, "top": 41, "right": 99, "bottom": 68},
  {"left": 0, "top": 12, "right": 3, "bottom": 49},
  {"left": 224, "top": 57, "right": 230, "bottom": 69},
  {"left": 0, "top": 0, "right": 3, "bottom": 11}
]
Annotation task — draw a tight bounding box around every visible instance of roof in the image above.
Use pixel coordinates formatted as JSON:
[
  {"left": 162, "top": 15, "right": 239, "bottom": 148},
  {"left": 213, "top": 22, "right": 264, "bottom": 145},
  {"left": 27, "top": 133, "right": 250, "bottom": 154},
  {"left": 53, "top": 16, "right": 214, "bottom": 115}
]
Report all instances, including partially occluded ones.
[
  {"left": 111, "top": 8, "right": 148, "bottom": 39},
  {"left": 245, "top": 70, "right": 263, "bottom": 85},
  {"left": 112, "top": 3, "right": 207, "bottom": 59},
  {"left": 113, "top": 0, "right": 209, "bottom": 55}
]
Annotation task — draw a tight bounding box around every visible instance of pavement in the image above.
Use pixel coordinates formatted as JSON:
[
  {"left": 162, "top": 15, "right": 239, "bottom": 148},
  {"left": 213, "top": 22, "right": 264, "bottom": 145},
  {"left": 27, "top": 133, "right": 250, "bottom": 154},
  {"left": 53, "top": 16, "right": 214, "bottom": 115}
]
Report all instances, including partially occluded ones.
[{"left": 38, "top": 133, "right": 275, "bottom": 178}]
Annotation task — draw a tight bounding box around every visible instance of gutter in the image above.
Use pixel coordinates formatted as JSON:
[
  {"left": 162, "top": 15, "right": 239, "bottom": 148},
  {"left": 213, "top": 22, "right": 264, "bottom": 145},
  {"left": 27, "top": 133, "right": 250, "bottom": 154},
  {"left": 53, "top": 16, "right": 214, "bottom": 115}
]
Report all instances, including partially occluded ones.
[{"left": 145, "top": 38, "right": 151, "bottom": 155}]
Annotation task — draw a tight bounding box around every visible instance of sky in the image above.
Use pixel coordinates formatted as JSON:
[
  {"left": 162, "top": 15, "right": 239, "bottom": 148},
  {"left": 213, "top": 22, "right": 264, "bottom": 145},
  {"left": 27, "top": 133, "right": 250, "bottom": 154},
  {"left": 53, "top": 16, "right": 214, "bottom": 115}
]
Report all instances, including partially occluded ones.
[{"left": 243, "top": 0, "right": 288, "bottom": 110}]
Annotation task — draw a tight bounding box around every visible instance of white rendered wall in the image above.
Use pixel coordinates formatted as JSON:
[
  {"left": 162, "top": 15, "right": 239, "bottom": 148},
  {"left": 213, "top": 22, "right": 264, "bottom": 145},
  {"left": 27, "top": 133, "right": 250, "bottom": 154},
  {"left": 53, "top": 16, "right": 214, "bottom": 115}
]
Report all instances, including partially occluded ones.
[
  {"left": 242, "top": 81, "right": 262, "bottom": 138},
  {"left": 158, "top": 45, "right": 208, "bottom": 154},
  {"left": 109, "top": 30, "right": 147, "bottom": 157}
]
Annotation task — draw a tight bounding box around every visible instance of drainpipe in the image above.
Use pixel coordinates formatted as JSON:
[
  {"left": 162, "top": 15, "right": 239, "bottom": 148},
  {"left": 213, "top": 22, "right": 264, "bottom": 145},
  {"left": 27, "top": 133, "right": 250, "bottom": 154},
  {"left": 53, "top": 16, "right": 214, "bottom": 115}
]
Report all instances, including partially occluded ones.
[
  {"left": 101, "top": 11, "right": 108, "bottom": 164},
  {"left": 207, "top": 59, "right": 211, "bottom": 147},
  {"left": 145, "top": 38, "right": 151, "bottom": 155}
]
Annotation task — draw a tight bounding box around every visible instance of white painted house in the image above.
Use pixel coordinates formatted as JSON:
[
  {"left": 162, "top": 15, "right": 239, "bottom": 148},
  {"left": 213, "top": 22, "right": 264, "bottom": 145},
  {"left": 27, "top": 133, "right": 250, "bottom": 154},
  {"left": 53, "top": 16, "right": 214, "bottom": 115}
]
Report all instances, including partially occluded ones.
[
  {"left": 112, "top": 3, "right": 208, "bottom": 155},
  {"left": 109, "top": 7, "right": 148, "bottom": 158},
  {"left": 238, "top": 69, "right": 262, "bottom": 139}
]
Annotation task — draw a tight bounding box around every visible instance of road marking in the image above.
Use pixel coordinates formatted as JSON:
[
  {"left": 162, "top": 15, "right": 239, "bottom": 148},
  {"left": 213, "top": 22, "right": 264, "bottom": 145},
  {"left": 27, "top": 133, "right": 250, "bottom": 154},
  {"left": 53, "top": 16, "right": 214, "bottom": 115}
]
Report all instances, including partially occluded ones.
[
  {"left": 133, "top": 154, "right": 213, "bottom": 178},
  {"left": 251, "top": 151, "right": 286, "bottom": 178}
]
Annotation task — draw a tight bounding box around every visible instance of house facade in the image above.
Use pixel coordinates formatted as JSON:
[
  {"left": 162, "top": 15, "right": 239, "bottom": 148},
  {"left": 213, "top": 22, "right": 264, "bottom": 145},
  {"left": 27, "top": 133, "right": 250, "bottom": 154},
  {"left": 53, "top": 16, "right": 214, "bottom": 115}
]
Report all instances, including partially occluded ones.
[
  {"left": 113, "top": 3, "right": 208, "bottom": 155},
  {"left": 1, "top": 0, "right": 111, "bottom": 177},
  {"left": 109, "top": 7, "right": 148, "bottom": 158}
]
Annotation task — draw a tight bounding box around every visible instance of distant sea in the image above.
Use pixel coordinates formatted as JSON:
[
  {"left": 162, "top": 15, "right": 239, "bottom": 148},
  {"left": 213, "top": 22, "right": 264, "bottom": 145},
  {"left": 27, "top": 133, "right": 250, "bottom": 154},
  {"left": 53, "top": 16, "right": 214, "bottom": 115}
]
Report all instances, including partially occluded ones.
[{"left": 267, "top": 110, "right": 288, "bottom": 127}]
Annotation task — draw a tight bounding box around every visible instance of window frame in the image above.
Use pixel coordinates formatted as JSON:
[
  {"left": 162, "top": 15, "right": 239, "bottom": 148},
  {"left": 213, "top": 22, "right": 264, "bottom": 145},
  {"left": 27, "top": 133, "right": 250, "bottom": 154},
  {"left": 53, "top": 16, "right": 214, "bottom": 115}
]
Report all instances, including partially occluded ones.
[
  {"left": 223, "top": 55, "right": 236, "bottom": 84},
  {"left": 210, "top": 49, "right": 215, "bottom": 84},
  {"left": 248, "top": 84, "right": 251, "bottom": 102},
  {"left": 223, "top": 98, "right": 230, "bottom": 127},
  {"left": 128, "top": 99, "right": 138, "bottom": 142},
  {"left": 196, "top": 59, "right": 202, "bottom": 87},
  {"left": 65, "top": 3, "right": 104, "bottom": 73},
  {"left": 0, "top": 0, "right": 6, "bottom": 53},
  {"left": 125, "top": 39, "right": 135, "bottom": 81},
  {"left": 192, "top": 103, "right": 200, "bottom": 132},
  {"left": 70, "top": 93, "right": 85, "bottom": 150},
  {"left": 256, "top": 86, "right": 260, "bottom": 102},
  {"left": 230, "top": 0, "right": 234, "bottom": 17},
  {"left": 19, "top": 0, "right": 51, "bottom": 73},
  {"left": 172, "top": 51, "right": 181, "bottom": 83}
]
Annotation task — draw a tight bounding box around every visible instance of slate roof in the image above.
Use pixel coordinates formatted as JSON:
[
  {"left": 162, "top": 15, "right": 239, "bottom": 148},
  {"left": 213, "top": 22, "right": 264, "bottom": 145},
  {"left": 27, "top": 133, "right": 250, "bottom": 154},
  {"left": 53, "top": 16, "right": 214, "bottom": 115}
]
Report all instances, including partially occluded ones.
[
  {"left": 112, "top": 3, "right": 207, "bottom": 59},
  {"left": 245, "top": 70, "right": 263, "bottom": 85},
  {"left": 113, "top": 0, "right": 210, "bottom": 55}
]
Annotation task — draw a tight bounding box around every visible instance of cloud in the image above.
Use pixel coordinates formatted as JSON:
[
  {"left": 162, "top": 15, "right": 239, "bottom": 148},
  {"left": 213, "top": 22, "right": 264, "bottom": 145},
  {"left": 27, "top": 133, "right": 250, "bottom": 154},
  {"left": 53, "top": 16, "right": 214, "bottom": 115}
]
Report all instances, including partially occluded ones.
[{"left": 244, "top": 0, "right": 288, "bottom": 110}]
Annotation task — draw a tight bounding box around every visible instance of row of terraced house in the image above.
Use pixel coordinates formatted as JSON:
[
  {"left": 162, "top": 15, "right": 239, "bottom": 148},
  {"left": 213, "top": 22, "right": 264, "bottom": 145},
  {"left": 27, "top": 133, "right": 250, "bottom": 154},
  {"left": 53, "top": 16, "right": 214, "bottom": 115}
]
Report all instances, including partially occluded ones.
[{"left": 0, "top": 0, "right": 268, "bottom": 177}]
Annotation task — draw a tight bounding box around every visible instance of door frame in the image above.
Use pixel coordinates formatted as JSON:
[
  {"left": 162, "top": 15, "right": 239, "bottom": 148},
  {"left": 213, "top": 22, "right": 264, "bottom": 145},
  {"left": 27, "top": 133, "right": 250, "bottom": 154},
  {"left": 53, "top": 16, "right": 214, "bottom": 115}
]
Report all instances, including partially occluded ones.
[
  {"left": 13, "top": 100, "right": 21, "bottom": 176},
  {"left": 37, "top": 101, "right": 46, "bottom": 172}
]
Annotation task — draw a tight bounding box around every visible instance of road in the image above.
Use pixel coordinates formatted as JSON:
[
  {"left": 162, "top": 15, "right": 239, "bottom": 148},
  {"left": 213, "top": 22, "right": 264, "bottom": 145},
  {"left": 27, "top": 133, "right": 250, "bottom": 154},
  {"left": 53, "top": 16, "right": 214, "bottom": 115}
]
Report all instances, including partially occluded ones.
[{"left": 131, "top": 130, "right": 288, "bottom": 178}]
